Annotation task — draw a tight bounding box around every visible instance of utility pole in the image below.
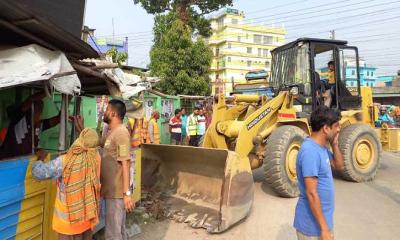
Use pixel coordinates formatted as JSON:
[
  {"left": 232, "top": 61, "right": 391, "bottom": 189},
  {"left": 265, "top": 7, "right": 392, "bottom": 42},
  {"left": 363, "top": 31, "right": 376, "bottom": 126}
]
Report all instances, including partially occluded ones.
[
  {"left": 329, "top": 30, "right": 335, "bottom": 40},
  {"left": 330, "top": 30, "right": 335, "bottom": 61},
  {"left": 125, "top": 36, "right": 129, "bottom": 65},
  {"left": 112, "top": 18, "right": 115, "bottom": 44},
  {"left": 82, "top": 25, "right": 89, "bottom": 42}
]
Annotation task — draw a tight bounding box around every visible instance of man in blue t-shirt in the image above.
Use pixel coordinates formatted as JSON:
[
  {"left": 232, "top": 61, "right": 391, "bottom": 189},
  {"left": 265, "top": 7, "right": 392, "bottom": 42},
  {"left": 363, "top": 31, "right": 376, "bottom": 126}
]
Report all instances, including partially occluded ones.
[{"left": 294, "top": 106, "right": 344, "bottom": 240}]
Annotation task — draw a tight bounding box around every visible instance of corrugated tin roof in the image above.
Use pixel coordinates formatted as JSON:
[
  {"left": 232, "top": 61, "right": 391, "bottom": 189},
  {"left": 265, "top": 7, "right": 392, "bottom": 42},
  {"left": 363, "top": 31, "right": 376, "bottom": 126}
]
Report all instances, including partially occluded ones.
[
  {"left": 272, "top": 38, "right": 348, "bottom": 53},
  {"left": 0, "top": 1, "right": 98, "bottom": 59}
]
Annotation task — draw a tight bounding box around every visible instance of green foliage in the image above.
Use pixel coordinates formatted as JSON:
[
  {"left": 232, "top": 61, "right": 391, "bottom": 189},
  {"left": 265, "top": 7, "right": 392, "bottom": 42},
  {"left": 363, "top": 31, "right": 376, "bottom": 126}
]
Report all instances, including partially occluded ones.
[
  {"left": 106, "top": 47, "right": 128, "bottom": 66},
  {"left": 133, "top": 1, "right": 229, "bottom": 95},
  {"left": 133, "top": 0, "right": 172, "bottom": 14},
  {"left": 153, "top": 13, "right": 176, "bottom": 45},
  {"left": 153, "top": 12, "right": 210, "bottom": 52},
  {"left": 150, "top": 20, "right": 212, "bottom": 95},
  {"left": 133, "top": 0, "right": 232, "bottom": 37},
  {"left": 133, "top": 0, "right": 233, "bottom": 15},
  {"left": 130, "top": 69, "right": 146, "bottom": 78}
]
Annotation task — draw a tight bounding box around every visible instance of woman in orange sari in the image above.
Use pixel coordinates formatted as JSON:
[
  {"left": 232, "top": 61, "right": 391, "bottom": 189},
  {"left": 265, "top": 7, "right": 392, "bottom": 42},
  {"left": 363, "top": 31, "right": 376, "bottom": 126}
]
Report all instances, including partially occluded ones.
[{"left": 32, "top": 128, "right": 101, "bottom": 240}]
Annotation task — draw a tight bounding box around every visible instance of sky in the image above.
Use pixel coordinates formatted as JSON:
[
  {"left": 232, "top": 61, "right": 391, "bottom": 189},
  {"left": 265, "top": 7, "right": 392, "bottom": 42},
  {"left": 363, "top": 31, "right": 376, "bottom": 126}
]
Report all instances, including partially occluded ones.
[{"left": 84, "top": 0, "right": 400, "bottom": 76}]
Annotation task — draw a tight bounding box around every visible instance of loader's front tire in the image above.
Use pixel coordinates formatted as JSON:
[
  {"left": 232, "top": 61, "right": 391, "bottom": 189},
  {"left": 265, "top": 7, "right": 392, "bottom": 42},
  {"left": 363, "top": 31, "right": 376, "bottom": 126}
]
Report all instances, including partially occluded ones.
[
  {"left": 338, "top": 124, "right": 381, "bottom": 182},
  {"left": 264, "top": 125, "right": 307, "bottom": 198}
]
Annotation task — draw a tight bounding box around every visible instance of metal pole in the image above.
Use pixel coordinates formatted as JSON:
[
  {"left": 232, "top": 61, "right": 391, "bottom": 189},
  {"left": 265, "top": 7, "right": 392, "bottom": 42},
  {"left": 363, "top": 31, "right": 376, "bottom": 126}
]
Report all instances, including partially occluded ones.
[
  {"left": 31, "top": 88, "right": 35, "bottom": 154},
  {"left": 70, "top": 96, "right": 82, "bottom": 144},
  {"left": 58, "top": 94, "right": 68, "bottom": 151},
  {"left": 329, "top": 30, "right": 335, "bottom": 40},
  {"left": 330, "top": 30, "right": 335, "bottom": 61}
]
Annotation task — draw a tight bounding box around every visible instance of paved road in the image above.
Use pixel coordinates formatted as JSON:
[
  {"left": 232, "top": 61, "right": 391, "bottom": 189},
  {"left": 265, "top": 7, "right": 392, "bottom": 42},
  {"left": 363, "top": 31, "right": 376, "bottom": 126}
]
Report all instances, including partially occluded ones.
[{"left": 135, "top": 152, "right": 400, "bottom": 240}]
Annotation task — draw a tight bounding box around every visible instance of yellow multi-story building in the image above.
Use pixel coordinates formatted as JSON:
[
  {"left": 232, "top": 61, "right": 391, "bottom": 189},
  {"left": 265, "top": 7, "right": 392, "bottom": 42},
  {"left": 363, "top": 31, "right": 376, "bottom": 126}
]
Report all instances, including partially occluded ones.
[{"left": 207, "top": 8, "right": 286, "bottom": 95}]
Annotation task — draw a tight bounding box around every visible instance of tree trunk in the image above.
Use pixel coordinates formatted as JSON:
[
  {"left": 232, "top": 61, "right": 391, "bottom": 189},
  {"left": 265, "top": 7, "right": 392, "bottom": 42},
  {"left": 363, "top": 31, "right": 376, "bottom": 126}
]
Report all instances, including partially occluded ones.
[{"left": 176, "top": 1, "right": 190, "bottom": 24}]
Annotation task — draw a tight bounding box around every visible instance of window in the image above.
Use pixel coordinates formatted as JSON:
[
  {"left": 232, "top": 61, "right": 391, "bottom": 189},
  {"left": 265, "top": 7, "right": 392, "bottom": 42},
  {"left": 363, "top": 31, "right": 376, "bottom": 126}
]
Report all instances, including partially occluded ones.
[
  {"left": 254, "top": 34, "right": 262, "bottom": 44},
  {"left": 367, "top": 71, "right": 369, "bottom": 76},
  {"left": 263, "top": 49, "right": 269, "bottom": 57},
  {"left": 231, "top": 19, "right": 238, "bottom": 24},
  {"left": 228, "top": 43, "right": 231, "bottom": 49},
  {"left": 231, "top": 76, "right": 235, "bottom": 83},
  {"left": 339, "top": 48, "right": 360, "bottom": 96},
  {"left": 217, "top": 19, "right": 224, "bottom": 29},
  {"left": 247, "top": 60, "right": 252, "bottom": 67},
  {"left": 371, "top": 72, "right": 374, "bottom": 76},
  {"left": 247, "top": 47, "right": 252, "bottom": 54},
  {"left": 216, "top": 48, "right": 219, "bottom": 56},
  {"left": 263, "top": 36, "right": 273, "bottom": 45},
  {"left": 270, "top": 43, "right": 310, "bottom": 92},
  {"left": 265, "top": 61, "right": 270, "bottom": 68},
  {"left": 238, "top": 36, "right": 241, "bottom": 42},
  {"left": 246, "top": 34, "right": 249, "bottom": 39},
  {"left": 352, "top": 70, "right": 355, "bottom": 76},
  {"left": 351, "top": 81, "right": 354, "bottom": 86},
  {"left": 227, "top": 57, "right": 231, "bottom": 62},
  {"left": 258, "top": 48, "right": 262, "bottom": 57}
]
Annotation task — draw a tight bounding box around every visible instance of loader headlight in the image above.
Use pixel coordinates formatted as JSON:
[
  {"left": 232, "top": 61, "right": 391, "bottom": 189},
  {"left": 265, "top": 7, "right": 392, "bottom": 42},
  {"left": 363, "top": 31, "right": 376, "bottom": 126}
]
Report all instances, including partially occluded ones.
[{"left": 289, "top": 86, "right": 299, "bottom": 96}]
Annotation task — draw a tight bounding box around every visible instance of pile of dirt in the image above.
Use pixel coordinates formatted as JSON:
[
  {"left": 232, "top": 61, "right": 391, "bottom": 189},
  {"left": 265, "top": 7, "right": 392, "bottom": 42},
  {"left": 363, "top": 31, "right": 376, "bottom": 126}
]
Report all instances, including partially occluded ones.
[{"left": 128, "top": 189, "right": 169, "bottom": 225}]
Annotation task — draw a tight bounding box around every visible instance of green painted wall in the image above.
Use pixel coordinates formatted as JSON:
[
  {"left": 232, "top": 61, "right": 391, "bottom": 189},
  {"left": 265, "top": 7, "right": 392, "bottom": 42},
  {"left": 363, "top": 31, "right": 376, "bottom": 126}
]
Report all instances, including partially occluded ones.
[
  {"left": 144, "top": 93, "right": 180, "bottom": 144},
  {"left": 1, "top": 87, "right": 181, "bottom": 152},
  {"left": 0, "top": 87, "right": 100, "bottom": 153},
  {"left": 39, "top": 95, "right": 98, "bottom": 151}
]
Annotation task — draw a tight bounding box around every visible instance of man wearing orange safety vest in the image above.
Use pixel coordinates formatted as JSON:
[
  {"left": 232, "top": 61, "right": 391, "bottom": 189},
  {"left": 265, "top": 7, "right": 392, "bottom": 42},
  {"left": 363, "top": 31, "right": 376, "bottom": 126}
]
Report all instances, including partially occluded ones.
[
  {"left": 127, "top": 117, "right": 149, "bottom": 148},
  {"left": 148, "top": 111, "right": 160, "bottom": 144}
]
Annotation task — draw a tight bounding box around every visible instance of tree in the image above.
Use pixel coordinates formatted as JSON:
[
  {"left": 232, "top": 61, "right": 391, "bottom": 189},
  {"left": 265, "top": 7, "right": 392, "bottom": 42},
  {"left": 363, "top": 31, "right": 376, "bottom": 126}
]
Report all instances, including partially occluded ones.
[
  {"left": 150, "top": 20, "right": 212, "bottom": 95},
  {"left": 106, "top": 47, "right": 128, "bottom": 66},
  {"left": 134, "top": 0, "right": 233, "bottom": 37}
]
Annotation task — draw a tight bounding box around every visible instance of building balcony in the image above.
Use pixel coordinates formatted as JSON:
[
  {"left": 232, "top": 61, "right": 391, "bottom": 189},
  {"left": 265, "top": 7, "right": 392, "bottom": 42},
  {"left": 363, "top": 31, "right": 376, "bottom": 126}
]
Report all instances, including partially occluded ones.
[{"left": 215, "top": 51, "right": 272, "bottom": 59}]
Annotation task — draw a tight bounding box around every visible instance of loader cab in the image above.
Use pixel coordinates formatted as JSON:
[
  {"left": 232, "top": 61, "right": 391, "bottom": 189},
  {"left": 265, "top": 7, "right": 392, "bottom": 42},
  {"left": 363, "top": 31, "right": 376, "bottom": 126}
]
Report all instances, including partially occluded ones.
[{"left": 271, "top": 38, "right": 362, "bottom": 116}]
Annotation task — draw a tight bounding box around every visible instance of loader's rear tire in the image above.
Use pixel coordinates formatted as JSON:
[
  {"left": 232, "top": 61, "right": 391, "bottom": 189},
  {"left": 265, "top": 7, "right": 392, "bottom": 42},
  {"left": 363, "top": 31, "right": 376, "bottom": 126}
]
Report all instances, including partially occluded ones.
[
  {"left": 339, "top": 124, "right": 381, "bottom": 182},
  {"left": 264, "top": 125, "right": 307, "bottom": 198}
]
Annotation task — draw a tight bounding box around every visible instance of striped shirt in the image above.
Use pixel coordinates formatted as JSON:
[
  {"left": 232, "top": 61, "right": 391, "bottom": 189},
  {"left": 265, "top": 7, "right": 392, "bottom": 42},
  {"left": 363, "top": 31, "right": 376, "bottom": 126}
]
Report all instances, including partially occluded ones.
[{"left": 169, "top": 116, "right": 182, "bottom": 133}]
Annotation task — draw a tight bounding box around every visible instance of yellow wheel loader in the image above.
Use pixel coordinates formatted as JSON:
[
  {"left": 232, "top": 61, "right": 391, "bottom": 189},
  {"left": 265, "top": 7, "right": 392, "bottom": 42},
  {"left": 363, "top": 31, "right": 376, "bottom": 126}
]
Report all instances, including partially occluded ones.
[{"left": 141, "top": 38, "right": 399, "bottom": 233}]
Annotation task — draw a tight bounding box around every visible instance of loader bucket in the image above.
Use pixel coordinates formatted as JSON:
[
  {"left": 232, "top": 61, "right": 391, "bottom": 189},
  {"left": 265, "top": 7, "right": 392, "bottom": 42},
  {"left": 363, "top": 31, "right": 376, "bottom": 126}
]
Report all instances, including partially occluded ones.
[{"left": 141, "top": 144, "right": 254, "bottom": 233}]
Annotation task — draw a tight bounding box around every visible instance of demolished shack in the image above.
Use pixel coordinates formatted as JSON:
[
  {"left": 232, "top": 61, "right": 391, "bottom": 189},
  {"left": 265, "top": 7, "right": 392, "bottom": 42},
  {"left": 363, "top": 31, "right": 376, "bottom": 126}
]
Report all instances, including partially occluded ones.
[{"left": 0, "top": 1, "right": 149, "bottom": 239}]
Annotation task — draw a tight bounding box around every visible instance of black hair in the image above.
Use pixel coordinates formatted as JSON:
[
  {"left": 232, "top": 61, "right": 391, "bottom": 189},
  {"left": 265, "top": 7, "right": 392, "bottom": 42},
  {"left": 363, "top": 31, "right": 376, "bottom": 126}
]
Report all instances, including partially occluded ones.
[
  {"left": 108, "top": 99, "right": 126, "bottom": 120},
  {"left": 328, "top": 60, "right": 335, "bottom": 66},
  {"left": 310, "top": 106, "right": 341, "bottom": 132},
  {"left": 175, "top": 109, "right": 181, "bottom": 115},
  {"left": 194, "top": 107, "right": 200, "bottom": 111}
]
